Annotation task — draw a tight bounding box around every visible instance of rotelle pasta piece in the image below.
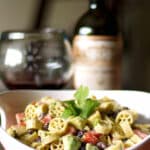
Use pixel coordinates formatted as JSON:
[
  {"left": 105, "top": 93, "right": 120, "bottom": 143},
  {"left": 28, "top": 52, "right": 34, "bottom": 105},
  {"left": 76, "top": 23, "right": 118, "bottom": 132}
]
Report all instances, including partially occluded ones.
[
  {"left": 35, "top": 143, "right": 50, "bottom": 150},
  {"left": 99, "top": 97, "right": 122, "bottom": 112},
  {"left": 87, "top": 110, "right": 101, "bottom": 127},
  {"left": 19, "top": 132, "right": 38, "bottom": 145},
  {"left": 26, "top": 119, "right": 42, "bottom": 130},
  {"left": 50, "top": 139, "right": 64, "bottom": 150},
  {"left": 69, "top": 116, "right": 87, "bottom": 130},
  {"left": 124, "top": 134, "right": 142, "bottom": 148},
  {"left": 25, "top": 104, "right": 37, "bottom": 119},
  {"left": 7, "top": 125, "right": 26, "bottom": 137},
  {"left": 38, "top": 130, "right": 60, "bottom": 145},
  {"left": 48, "top": 118, "right": 68, "bottom": 135},
  {"left": 112, "top": 124, "right": 126, "bottom": 140},
  {"left": 48, "top": 102, "right": 65, "bottom": 118},
  {"left": 40, "top": 96, "right": 58, "bottom": 105},
  {"left": 106, "top": 140, "right": 124, "bottom": 150},
  {"left": 94, "top": 120, "right": 112, "bottom": 135},
  {"left": 133, "top": 123, "right": 150, "bottom": 134},
  {"left": 35, "top": 103, "right": 48, "bottom": 117},
  {"left": 115, "top": 110, "right": 138, "bottom": 124},
  {"left": 119, "top": 121, "right": 134, "bottom": 138}
]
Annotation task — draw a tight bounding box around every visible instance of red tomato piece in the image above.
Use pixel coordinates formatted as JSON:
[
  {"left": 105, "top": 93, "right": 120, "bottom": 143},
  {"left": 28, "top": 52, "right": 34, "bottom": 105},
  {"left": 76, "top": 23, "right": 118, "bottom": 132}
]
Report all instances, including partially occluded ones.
[
  {"left": 16, "top": 113, "right": 26, "bottom": 126},
  {"left": 134, "top": 129, "right": 148, "bottom": 139},
  {"left": 66, "top": 126, "right": 77, "bottom": 135},
  {"left": 41, "top": 115, "right": 51, "bottom": 125},
  {"left": 82, "top": 131, "right": 101, "bottom": 145}
]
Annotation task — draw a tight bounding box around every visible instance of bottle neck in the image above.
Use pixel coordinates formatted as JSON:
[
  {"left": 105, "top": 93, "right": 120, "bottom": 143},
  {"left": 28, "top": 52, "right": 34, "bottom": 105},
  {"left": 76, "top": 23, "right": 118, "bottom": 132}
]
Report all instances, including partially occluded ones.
[{"left": 89, "top": 0, "right": 106, "bottom": 10}]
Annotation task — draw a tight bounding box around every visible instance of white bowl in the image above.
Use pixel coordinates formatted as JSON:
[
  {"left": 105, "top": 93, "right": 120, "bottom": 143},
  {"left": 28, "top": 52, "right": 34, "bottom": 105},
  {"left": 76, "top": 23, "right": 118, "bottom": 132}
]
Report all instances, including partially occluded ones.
[{"left": 0, "top": 90, "right": 150, "bottom": 150}]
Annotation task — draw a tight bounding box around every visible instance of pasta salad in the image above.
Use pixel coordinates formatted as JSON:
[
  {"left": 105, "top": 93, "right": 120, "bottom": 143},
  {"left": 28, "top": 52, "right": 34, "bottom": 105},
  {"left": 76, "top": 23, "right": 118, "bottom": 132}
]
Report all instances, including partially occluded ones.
[{"left": 7, "top": 86, "right": 150, "bottom": 150}]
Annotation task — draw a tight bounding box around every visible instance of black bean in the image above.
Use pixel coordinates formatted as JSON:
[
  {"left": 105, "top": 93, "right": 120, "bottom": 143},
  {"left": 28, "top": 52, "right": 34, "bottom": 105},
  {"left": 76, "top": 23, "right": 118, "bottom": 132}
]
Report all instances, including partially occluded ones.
[
  {"left": 79, "top": 142, "right": 86, "bottom": 150},
  {"left": 42, "top": 123, "right": 49, "bottom": 130},
  {"left": 96, "top": 142, "right": 107, "bottom": 150},
  {"left": 77, "top": 130, "right": 86, "bottom": 138},
  {"left": 38, "top": 112, "right": 47, "bottom": 120},
  {"left": 27, "top": 129, "right": 34, "bottom": 134},
  {"left": 35, "top": 136, "right": 41, "bottom": 142}
]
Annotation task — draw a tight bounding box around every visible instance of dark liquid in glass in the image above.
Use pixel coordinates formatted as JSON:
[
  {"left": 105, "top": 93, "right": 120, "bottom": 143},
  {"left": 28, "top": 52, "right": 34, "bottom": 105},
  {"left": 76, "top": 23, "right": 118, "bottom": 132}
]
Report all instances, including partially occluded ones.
[{"left": 4, "top": 80, "right": 69, "bottom": 89}]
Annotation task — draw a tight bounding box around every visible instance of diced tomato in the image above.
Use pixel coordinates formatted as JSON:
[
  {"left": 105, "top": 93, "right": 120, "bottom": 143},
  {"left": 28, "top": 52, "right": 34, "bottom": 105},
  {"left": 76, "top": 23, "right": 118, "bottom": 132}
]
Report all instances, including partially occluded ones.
[
  {"left": 16, "top": 113, "right": 26, "bottom": 126},
  {"left": 41, "top": 115, "right": 51, "bottom": 125},
  {"left": 66, "top": 126, "right": 77, "bottom": 135},
  {"left": 82, "top": 131, "right": 101, "bottom": 145},
  {"left": 134, "top": 129, "right": 148, "bottom": 139}
]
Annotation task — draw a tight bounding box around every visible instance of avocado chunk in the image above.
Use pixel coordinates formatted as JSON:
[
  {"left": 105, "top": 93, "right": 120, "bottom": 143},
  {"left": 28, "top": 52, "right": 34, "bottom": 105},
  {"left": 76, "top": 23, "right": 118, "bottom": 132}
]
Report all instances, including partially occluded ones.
[
  {"left": 86, "top": 143, "right": 99, "bottom": 150},
  {"left": 62, "top": 134, "right": 81, "bottom": 150}
]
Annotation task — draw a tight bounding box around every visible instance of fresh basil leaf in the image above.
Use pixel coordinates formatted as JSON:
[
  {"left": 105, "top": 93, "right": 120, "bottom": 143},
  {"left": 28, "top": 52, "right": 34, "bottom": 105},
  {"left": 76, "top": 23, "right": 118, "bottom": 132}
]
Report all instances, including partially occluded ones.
[
  {"left": 62, "top": 101, "right": 80, "bottom": 118},
  {"left": 80, "top": 99, "right": 99, "bottom": 119},
  {"left": 62, "top": 86, "right": 99, "bottom": 119},
  {"left": 74, "top": 85, "right": 89, "bottom": 108},
  {"left": 61, "top": 108, "right": 74, "bottom": 119}
]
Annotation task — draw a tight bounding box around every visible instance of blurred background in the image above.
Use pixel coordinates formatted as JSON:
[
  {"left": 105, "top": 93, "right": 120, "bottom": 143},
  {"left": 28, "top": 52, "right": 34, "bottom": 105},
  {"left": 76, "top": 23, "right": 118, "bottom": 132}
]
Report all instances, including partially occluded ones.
[{"left": 0, "top": 0, "right": 149, "bottom": 92}]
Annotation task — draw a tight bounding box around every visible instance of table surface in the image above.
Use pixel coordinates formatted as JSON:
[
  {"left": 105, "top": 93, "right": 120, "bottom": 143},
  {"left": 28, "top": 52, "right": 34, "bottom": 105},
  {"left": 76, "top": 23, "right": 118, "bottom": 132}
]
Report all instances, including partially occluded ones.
[{"left": 137, "top": 140, "right": 150, "bottom": 150}]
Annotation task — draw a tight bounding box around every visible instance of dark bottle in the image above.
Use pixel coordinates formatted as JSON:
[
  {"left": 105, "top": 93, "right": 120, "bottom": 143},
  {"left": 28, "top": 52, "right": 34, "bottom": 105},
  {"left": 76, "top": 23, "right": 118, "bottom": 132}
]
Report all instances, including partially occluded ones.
[{"left": 73, "top": 0, "right": 122, "bottom": 90}]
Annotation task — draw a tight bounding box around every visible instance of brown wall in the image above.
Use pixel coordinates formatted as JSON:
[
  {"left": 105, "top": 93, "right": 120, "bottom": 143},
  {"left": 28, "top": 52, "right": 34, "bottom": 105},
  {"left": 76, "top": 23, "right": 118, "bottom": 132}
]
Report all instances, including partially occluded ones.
[{"left": 0, "top": 0, "right": 40, "bottom": 31}]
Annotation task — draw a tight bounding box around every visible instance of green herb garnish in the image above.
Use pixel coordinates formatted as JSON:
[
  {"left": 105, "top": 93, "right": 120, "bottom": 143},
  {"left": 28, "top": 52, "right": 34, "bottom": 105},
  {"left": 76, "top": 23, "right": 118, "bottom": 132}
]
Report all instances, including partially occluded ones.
[
  {"left": 62, "top": 86, "right": 99, "bottom": 119},
  {"left": 62, "top": 100, "right": 80, "bottom": 119},
  {"left": 74, "top": 85, "right": 89, "bottom": 109},
  {"left": 80, "top": 98, "right": 99, "bottom": 119}
]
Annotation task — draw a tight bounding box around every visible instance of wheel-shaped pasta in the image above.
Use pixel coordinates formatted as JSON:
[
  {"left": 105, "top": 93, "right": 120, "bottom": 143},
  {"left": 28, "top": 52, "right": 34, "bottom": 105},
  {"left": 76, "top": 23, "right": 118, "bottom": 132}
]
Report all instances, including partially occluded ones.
[
  {"left": 7, "top": 125, "right": 26, "bottom": 137},
  {"left": 87, "top": 111, "right": 101, "bottom": 127},
  {"left": 25, "top": 104, "right": 37, "bottom": 120},
  {"left": 40, "top": 96, "right": 58, "bottom": 105},
  {"left": 31, "top": 142, "right": 41, "bottom": 149},
  {"left": 26, "top": 119, "right": 42, "bottom": 130},
  {"left": 100, "top": 135, "right": 112, "bottom": 146},
  {"left": 38, "top": 130, "right": 59, "bottom": 145},
  {"left": 133, "top": 123, "right": 150, "bottom": 133},
  {"left": 124, "top": 134, "right": 142, "bottom": 148},
  {"left": 48, "top": 118, "right": 68, "bottom": 135},
  {"left": 106, "top": 140, "right": 124, "bottom": 150},
  {"left": 19, "top": 132, "right": 38, "bottom": 145},
  {"left": 94, "top": 120, "right": 112, "bottom": 135},
  {"left": 35, "top": 144, "right": 50, "bottom": 150},
  {"left": 119, "top": 121, "right": 134, "bottom": 138},
  {"left": 36, "top": 103, "right": 48, "bottom": 117},
  {"left": 103, "top": 115, "right": 114, "bottom": 126},
  {"left": 115, "top": 110, "right": 138, "bottom": 124},
  {"left": 49, "top": 102, "right": 65, "bottom": 118},
  {"left": 99, "top": 97, "right": 122, "bottom": 112},
  {"left": 50, "top": 139, "right": 64, "bottom": 150},
  {"left": 69, "top": 116, "right": 87, "bottom": 130},
  {"left": 99, "top": 101, "right": 114, "bottom": 112},
  {"left": 130, "top": 134, "right": 142, "bottom": 143},
  {"left": 112, "top": 124, "right": 126, "bottom": 140},
  {"left": 7, "top": 127, "right": 16, "bottom": 137}
]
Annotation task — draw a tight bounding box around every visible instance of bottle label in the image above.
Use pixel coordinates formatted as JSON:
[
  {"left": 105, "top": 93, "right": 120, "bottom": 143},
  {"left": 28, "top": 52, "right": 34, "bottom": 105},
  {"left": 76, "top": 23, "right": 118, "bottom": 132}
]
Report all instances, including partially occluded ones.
[{"left": 73, "top": 35, "right": 122, "bottom": 89}]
